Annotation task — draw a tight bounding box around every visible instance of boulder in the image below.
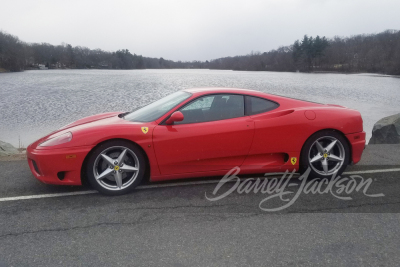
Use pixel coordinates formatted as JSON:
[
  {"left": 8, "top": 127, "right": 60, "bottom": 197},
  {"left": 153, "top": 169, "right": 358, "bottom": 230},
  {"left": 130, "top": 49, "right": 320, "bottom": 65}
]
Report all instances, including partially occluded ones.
[
  {"left": 369, "top": 113, "right": 400, "bottom": 144},
  {"left": 0, "top": 141, "right": 19, "bottom": 156}
]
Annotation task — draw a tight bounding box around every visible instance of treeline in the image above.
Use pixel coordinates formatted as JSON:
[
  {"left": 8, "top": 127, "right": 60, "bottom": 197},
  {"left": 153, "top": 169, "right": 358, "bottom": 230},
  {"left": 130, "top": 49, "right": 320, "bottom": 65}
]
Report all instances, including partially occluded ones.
[
  {"left": 1, "top": 29, "right": 399, "bottom": 74},
  {"left": 205, "top": 30, "right": 400, "bottom": 75},
  {"left": 0, "top": 31, "right": 186, "bottom": 71}
]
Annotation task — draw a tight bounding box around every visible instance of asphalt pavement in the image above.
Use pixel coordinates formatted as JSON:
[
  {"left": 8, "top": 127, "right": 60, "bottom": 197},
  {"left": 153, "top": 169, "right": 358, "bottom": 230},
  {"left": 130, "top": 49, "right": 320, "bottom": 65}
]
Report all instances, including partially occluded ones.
[{"left": 0, "top": 145, "right": 400, "bottom": 266}]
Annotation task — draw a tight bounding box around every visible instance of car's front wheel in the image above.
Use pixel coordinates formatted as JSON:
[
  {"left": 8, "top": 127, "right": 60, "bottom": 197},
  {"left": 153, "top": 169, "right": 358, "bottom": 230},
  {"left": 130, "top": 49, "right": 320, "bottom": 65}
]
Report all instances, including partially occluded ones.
[
  {"left": 86, "top": 140, "right": 146, "bottom": 195},
  {"left": 300, "top": 130, "right": 350, "bottom": 179}
]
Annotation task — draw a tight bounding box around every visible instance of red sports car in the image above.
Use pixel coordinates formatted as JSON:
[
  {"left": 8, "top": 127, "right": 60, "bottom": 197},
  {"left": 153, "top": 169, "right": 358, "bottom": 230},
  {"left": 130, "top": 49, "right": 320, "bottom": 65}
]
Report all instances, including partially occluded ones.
[{"left": 27, "top": 88, "right": 366, "bottom": 195}]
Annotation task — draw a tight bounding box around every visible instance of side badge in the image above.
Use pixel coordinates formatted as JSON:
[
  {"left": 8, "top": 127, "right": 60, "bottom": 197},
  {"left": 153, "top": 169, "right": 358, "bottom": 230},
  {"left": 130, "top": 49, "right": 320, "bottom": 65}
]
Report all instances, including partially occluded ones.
[
  {"left": 141, "top": 127, "right": 149, "bottom": 134},
  {"left": 291, "top": 157, "right": 297, "bottom": 165}
]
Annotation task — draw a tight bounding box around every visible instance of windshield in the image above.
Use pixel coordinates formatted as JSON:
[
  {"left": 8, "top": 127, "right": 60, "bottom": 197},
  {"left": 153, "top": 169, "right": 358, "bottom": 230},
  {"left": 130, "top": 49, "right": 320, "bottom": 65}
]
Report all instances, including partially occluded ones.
[{"left": 124, "top": 91, "right": 192, "bottom": 122}]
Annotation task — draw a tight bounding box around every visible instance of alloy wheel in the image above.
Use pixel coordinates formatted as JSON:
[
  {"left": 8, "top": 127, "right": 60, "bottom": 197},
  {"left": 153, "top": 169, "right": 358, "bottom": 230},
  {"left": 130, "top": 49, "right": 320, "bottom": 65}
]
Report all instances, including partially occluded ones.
[
  {"left": 308, "top": 136, "right": 345, "bottom": 176},
  {"left": 93, "top": 146, "right": 140, "bottom": 191}
]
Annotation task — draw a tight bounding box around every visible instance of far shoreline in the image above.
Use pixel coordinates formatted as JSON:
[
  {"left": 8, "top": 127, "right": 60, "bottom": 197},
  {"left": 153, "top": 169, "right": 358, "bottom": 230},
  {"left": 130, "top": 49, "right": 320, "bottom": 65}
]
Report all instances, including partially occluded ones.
[{"left": 1, "top": 68, "right": 399, "bottom": 78}]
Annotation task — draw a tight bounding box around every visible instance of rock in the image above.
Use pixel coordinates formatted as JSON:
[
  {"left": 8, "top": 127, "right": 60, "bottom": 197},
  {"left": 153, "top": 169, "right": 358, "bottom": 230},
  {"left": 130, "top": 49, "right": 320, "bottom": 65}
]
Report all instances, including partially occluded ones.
[
  {"left": 0, "top": 141, "right": 19, "bottom": 156},
  {"left": 369, "top": 113, "right": 400, "bottom": 144}
]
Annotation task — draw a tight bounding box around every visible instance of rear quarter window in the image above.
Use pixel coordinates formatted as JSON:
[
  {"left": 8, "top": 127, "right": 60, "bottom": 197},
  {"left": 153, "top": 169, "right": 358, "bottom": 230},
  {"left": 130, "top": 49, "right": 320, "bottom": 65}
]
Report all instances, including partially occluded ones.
[{"left": 245, "top": 96, "right": 279, "bottom": 115}]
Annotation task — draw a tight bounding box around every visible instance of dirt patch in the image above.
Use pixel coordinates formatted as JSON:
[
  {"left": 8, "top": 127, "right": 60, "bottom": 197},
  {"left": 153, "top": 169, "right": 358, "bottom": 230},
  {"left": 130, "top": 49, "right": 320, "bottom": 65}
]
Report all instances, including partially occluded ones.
[{"left": 0, "top": 153, "right": 27, "bottom": 161}]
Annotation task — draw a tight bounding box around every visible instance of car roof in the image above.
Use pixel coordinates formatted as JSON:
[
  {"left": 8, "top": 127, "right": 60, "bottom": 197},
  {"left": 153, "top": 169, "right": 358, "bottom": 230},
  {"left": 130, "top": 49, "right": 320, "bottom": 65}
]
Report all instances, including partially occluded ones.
[
  {"left": 183, "top": 87, "right": 265, "bottom": 96},
  {"left": 182, "top": 87, "right": 325, "bottom": 108}
]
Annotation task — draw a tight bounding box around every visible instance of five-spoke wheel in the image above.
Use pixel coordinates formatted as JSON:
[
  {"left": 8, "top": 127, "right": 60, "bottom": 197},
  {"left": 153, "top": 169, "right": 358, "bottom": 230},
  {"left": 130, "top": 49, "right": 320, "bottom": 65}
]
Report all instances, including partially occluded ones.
[
  {"left": 300, "top": 130, "right": 350, "bottom": 178},
  {"left": 87, "top": 140, "right": 145, "bottom": 195}
]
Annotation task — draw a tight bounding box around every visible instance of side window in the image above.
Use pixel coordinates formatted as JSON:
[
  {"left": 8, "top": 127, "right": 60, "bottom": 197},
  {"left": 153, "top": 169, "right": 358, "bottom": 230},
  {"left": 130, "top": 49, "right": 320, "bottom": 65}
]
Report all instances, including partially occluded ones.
[
  {"left": 245, "top": 96, "right": 279, "bottom": 115},
  {"left": 182, "top": 95, "right": 214, "bottom": 111},
  {"left": 175, "top": 94, "right": 244, "bottom": 124}
]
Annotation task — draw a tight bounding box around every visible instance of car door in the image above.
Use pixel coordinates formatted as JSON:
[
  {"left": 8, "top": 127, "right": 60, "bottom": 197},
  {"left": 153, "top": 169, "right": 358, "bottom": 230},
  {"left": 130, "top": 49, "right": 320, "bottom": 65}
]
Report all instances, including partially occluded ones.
[{"left": 152, "top": 94, "right": 255, "bottom": 175}]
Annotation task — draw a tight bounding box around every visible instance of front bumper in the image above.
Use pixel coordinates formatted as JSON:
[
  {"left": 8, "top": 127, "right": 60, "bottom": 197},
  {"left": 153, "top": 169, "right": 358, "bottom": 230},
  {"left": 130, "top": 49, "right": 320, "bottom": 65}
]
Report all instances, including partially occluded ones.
[
  {"left": 27, "top": 145, "right": 93, "bottom": 185},
  {"left": 345, "top": 131, "right": 366, "bottom": 164}
]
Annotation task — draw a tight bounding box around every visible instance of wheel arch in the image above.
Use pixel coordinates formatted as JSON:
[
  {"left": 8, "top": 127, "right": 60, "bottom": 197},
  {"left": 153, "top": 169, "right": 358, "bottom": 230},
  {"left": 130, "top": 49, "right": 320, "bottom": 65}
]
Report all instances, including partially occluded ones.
[
  {"left": 80, "top": 138, "right": 151, "bottom": 186},
  {"left": 299, "top": 128, "right": 352, "bottom": 172}
]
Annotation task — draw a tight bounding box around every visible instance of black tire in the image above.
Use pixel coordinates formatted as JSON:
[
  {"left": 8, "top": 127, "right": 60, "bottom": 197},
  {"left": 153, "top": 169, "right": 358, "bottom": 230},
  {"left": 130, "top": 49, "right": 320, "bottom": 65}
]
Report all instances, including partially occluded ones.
[
  {"left": 86, "top": 140, "right": 146, "bottom": 195},
  {"left": 300, "top": 130, "right": 350, "bottom": 179}
]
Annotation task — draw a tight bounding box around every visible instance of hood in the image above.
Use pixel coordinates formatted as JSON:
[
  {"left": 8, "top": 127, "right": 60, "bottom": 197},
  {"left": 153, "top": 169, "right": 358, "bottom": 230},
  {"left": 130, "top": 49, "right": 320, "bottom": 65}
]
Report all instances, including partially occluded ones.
[
  {"left": 31, "top": 111, "right": 154, "bottom": 150},
  {"left": 59, "top": 112, "right": 123, "bottom": 131},
  {"left": 30, "top": 112, "right": 127, "bottom": 149}
]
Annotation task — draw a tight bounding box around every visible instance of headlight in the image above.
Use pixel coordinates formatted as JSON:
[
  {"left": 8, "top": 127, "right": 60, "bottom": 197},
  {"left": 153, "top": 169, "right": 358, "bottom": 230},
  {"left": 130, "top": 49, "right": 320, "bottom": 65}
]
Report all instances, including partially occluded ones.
[{"left": 39, "top": 132, "right": 73, "bottom": 147}]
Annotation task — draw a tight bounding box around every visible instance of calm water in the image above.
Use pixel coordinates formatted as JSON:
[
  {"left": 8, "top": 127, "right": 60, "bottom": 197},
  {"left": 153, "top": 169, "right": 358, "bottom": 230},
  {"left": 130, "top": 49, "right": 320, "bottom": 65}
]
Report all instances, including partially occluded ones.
[{"left": 1, "top": 69, "right": 399, "bottom": 147}]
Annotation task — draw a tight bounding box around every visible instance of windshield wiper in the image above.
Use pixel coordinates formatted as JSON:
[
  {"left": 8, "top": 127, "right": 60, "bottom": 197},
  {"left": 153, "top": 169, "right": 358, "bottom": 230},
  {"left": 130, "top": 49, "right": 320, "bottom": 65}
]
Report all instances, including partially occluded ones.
[{"left": 118, "top": 112, "right": 130, "bottom": 118}]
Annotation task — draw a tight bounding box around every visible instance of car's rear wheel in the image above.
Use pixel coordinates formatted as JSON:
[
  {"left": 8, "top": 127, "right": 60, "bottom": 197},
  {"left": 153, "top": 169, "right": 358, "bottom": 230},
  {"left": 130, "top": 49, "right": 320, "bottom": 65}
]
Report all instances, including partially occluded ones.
[
  {"left": 300, "top": 130, "right": 350, "bottom": 179},
  {"left": 86, "top": 140, "right": 146, "bottom": 195}
]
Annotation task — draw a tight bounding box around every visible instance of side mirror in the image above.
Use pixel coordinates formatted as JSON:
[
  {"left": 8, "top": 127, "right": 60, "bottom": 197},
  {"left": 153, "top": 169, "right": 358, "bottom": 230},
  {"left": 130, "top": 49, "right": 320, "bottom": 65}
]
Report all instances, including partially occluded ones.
[{"left": 166, "top": 111, "right": 184, "bottom": 125}]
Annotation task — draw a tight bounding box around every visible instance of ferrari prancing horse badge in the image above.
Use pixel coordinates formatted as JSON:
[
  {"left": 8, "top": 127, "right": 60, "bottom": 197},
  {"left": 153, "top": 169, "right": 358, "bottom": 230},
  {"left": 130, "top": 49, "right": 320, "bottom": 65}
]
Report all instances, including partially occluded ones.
[
  {"left": 291, "top": 157, "right": 297, "bottom": 165},
  {"left": 141, "top": 127, "right": 149, "bottom": 134}
]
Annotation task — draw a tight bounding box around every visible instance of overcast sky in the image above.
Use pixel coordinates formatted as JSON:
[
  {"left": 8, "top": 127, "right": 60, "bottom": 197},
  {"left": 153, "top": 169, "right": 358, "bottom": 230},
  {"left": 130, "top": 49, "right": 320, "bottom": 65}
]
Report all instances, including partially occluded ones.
[{"left": 1, "top": 0, "right": 399, "bottom": 61}]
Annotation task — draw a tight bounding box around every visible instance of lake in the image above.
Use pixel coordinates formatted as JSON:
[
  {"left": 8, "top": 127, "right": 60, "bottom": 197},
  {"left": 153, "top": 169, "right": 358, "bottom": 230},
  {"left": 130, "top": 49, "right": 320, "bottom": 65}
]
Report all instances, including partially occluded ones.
[{"left": 1, "top": 69, "right": 399, "bottom": 147}]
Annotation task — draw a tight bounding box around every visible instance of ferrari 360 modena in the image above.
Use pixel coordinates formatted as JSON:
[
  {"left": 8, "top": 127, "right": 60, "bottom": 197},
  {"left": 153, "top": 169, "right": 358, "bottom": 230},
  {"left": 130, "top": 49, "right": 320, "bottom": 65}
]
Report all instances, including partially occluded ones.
[{"left": 27, "top": 88, "right": 366, "bottom": 195}]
